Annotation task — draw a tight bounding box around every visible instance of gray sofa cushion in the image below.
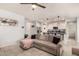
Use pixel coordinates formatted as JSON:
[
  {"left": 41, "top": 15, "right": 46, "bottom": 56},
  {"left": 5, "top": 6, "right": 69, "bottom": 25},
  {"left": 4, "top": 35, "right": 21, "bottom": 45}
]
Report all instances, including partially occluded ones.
[
  {"left": 33, "top": 39, "right": 62, "bottom": 56},
  {"left": 33, "top": 40, "right": 57, "bottom": 49},
  {"left": 72, "top": 47, "right": 79, "bottom": 55}
]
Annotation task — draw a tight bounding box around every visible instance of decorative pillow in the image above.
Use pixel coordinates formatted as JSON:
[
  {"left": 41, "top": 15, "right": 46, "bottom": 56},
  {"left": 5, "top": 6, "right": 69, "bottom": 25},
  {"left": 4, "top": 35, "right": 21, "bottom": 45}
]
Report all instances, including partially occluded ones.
[
  {"left": 52, "top": 37, "right": 60, "bottom": 44},
  {"left": 31, "top": 35, "right": 36, "bottom": 39}
]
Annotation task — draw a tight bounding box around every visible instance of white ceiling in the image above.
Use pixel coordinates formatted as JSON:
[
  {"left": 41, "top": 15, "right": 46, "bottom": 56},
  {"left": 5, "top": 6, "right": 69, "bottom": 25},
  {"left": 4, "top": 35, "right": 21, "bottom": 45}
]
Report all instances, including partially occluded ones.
[{"left": 0, "top": 3, "right": 79, "bottom": 22}]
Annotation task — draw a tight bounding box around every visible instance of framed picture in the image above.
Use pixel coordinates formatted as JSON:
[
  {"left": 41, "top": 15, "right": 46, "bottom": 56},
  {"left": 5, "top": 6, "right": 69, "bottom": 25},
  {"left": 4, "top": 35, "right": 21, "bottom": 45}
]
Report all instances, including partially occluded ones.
[{"left": 0, "top": 17, "right": 18, "bottom": 26}]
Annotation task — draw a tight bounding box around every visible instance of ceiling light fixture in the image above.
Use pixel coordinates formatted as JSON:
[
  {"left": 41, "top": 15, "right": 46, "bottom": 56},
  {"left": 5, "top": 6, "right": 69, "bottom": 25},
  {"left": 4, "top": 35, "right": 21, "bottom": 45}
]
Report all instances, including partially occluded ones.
[{"left": 32, "top": 4, "right": 37, "bottom": 9}]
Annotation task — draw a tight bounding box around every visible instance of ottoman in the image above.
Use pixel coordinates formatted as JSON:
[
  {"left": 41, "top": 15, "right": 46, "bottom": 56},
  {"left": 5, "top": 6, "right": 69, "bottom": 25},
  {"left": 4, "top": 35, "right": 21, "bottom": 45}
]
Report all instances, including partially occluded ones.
[{"left": 20, "top": 38, "right": 33, "bottom": 49}]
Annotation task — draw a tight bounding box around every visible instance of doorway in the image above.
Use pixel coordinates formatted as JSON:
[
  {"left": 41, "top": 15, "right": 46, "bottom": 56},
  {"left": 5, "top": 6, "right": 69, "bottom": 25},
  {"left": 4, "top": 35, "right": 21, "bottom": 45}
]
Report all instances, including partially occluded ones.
[{"left": 67, "top": 20, "right": 77, "bottom": 40}]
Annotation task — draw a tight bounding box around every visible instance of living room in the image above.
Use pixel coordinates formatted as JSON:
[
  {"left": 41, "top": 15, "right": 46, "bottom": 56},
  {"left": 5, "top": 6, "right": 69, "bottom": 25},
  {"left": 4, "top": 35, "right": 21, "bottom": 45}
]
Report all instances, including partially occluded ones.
[{"left": 0, "top": 3, "right": 79, "bottom": 56}]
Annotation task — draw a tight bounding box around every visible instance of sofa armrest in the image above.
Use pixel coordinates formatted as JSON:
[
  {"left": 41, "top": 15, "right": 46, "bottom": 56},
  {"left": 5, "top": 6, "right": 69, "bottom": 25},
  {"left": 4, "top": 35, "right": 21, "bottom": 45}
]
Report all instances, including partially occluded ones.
[{"left": 56, "top": 43, "right": 63, "bottom": 56}]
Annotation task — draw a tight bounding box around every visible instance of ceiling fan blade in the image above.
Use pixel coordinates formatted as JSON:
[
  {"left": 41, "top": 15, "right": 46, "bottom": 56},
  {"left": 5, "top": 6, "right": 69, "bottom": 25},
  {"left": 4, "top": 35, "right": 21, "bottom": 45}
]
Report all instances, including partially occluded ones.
[
  {"left": 20, "top": 3, "right": 46, "bottom": 9},
  {"left": 34, "top": 3, "right": 46, "bottom": 8},
  {"left": 20, "top": 3, "right": 32, "bottom": 4}
]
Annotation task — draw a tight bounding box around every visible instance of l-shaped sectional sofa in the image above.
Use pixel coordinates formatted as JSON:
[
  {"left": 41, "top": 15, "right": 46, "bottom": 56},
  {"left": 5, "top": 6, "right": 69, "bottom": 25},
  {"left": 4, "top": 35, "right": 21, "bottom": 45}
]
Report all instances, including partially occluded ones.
[{"left": 20, "top": 36, "right": 63, "bottom": 56}]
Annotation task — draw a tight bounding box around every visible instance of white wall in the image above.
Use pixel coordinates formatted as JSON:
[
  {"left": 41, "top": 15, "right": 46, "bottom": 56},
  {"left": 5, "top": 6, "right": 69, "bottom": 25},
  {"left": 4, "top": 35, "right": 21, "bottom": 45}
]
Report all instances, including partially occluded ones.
[
  {"left": 77, "top": 17, "right": 79, "bottom": 42},
  {"left": 0, "top": 9, "right": 25, "bottom": 47},
  {"left": 25, "top": 22, "right": 32, "bottom": 36},
  {"left": 25, "top": 21, "right": 38, "bottom": 36},
  {"left": 48, "top": 21, "right": 66, "bottom": 29}
]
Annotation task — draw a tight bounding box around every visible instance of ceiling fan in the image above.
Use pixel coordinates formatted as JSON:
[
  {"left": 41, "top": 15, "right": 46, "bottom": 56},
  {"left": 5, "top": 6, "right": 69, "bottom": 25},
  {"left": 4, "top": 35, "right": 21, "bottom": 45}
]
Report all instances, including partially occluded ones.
[{"left": 20, "top": 3, "right": 46, "bottom": 9}]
